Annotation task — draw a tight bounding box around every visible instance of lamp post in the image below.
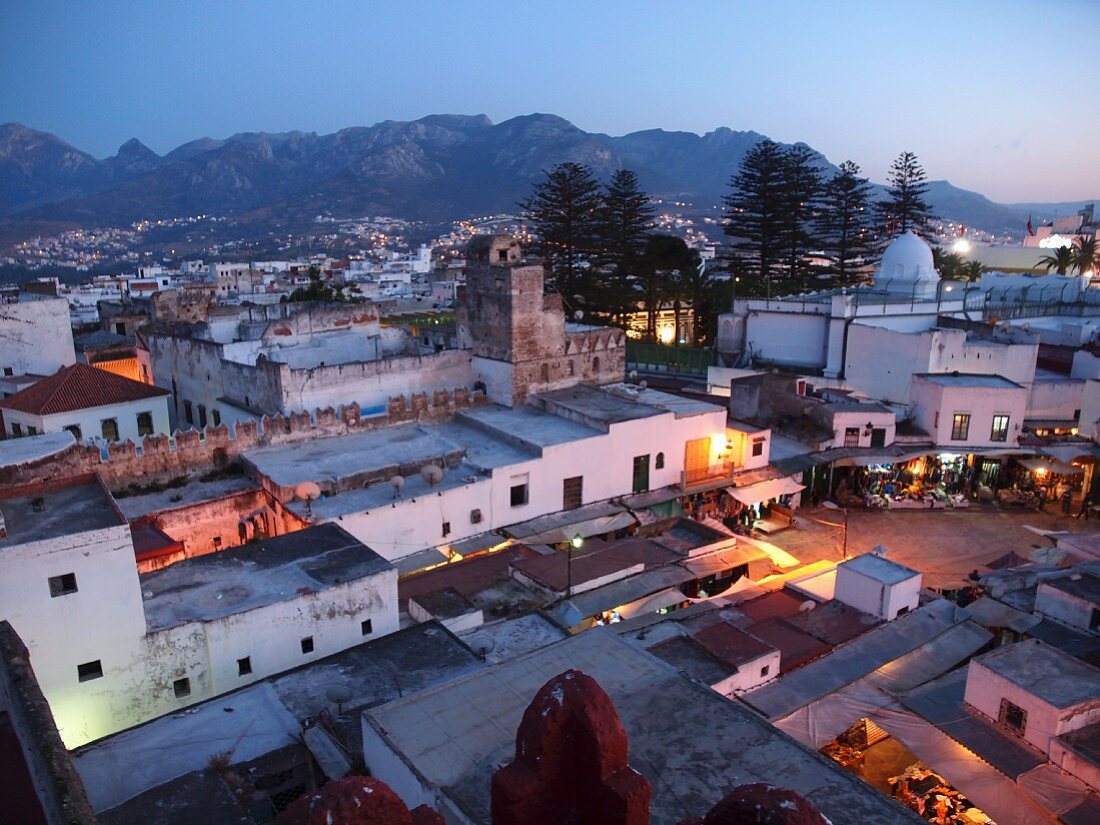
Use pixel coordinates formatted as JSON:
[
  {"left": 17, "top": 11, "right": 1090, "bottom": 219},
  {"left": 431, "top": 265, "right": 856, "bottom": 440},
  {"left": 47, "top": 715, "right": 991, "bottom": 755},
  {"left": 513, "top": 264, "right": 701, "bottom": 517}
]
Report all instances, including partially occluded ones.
[
  {"left": 822, "top": 501, "right": 848, "bottom": 559},
  {"left": 567, "top": 533, "right": 584, "bottom": 597}
]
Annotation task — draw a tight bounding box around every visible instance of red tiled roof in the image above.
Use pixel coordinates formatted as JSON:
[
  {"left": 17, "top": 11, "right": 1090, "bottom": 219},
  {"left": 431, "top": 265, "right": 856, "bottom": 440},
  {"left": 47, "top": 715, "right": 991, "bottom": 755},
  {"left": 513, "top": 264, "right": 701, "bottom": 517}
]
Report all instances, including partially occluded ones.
[{"left": 0, "top": 363, "right": 168, "bottom": 416}]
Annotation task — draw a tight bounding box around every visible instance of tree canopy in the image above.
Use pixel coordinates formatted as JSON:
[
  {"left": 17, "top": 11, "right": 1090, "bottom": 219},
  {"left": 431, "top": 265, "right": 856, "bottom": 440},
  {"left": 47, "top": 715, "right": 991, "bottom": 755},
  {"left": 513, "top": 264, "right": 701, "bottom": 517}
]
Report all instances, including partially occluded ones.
[
  {"left": 816, "top": 160, "right": 875, "bottom": 285},
  {"left": 878, "top": 151, "right": 937, "bottom": 237}
]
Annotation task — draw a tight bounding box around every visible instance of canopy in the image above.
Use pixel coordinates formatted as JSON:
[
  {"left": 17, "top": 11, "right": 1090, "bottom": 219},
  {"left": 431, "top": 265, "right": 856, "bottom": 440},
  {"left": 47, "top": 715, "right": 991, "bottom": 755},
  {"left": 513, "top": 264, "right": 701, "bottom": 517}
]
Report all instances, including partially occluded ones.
[
  {"left": 682, "top": 541, "right": 769, "bottom": 578},
  {"left": 726, "top": 477, "right": 805, "bottom": 506},
  {"left": 1018, "top": 457, "right": 1083, "bottom": 475},
  {"left": 615, "top": 587, "right": 688, "bottom": 620},
  {"left": 510, "top": 512, "right": 636, "bottom": 545}
]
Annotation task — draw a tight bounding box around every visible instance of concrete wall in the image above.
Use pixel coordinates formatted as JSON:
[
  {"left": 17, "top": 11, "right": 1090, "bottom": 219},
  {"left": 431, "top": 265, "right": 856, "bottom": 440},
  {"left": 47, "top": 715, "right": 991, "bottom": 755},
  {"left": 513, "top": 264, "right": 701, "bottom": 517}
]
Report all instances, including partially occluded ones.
[
  {"left": 743, "top": 310, "right": 828, "bottom": 368},
  {"left": 1034, "top": 583, "right": 1096, "bottom": 632},
  {"left": 910, "top": 378, "right": 1028, "bottom": 449},
  {"left": 1048, "top": 735, "right": 1100, "bottom": 792},
  {"left": 715, "top": 648, "right": 781, "bottom": 696},
  {"left": 4, "top": 396, "right": 171, "bottom": 443},
  {"left": 1027, "top": 378, "right": 1084, "bottom": 422},
  {"left": 834, "top": 565, "right": 919, "bottom": 620},
  {"left": 151, "top": 488, "right": 307, "bottom": 559},
  {"left": 0, "top": 297, "right": 75, "bottom": 376},
  {"left": 826, "top": 409, "right": 896, "bottom": 450}
]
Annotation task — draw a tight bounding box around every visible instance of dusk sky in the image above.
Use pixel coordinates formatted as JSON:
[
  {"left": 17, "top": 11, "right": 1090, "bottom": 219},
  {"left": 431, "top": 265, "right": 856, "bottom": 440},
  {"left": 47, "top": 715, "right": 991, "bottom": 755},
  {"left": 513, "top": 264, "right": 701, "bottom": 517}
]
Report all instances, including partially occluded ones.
[{"left": 3, "top": 0, "right": 1098, "bottom": 203}]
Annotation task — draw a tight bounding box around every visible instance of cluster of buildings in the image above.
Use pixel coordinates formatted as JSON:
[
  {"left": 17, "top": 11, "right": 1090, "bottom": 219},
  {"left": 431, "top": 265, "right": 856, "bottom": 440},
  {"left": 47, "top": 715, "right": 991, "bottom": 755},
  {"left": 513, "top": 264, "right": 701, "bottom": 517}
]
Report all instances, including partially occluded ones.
[{"left": 1, "top": 232, "right": 1100, "bottom": 823}]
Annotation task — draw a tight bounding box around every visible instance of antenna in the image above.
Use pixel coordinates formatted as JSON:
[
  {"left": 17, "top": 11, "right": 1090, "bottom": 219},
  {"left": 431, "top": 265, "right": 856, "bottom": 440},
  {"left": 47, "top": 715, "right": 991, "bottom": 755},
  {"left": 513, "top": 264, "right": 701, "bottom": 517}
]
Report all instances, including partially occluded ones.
[
  {"left": 294, "top": 481, "right": 322, "bottom": 518},
  {"left": 420, "top": 464, "right": 443, "bottom": 487},
  {"left": 467, "top": 635, "right": 495, "bottom": 660},
  {"left": 390, "top": 475, "right": 405, "bottom": 499}
]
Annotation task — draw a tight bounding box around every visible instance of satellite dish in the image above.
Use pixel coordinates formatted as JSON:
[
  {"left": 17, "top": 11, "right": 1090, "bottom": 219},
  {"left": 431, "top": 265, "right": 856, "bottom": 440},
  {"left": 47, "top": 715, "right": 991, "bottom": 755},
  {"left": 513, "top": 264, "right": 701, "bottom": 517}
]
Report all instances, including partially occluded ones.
[
  {"left": 799, "top": 600, "right": 816, "bottom": 612},
  {"left": 573, "top": 310, "right": 583, "bottom": 321},
  {"left": 628, "top": 370, "right": 638, "bottom": 380},
  {"left": 871, "top": 544, "right": 889, "bottom": 557},
  {"left": 390, "top": 475, "right": 405, "bottom": 498},
  {"left": 420, "top": 464, "right": 443, "bottom": 486},
  {"left": 325, "top": 684, "right": 353, "bottom": 714},
  {"left": 294, "top": 481, "right": 322, "bottom": 501},
  {"left": 638, "top": 380, "right": 648, "bottom": 389},
  {"left": 467, "top": 636, "right": 495, "bottom": 659}
]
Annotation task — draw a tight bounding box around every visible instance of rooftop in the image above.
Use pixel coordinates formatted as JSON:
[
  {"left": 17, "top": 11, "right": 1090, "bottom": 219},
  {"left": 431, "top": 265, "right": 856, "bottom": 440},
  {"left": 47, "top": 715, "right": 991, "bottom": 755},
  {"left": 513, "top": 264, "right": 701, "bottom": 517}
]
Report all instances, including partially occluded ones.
[
  {"left": 113, "top": 475, "right": 259, "bottom": 520},
  {"left": 691, "top": 621, "right": 777, "bottom": 669},
  {"left": 0, "top": 478, "right": 124, "bottom": 546},
  {"left": 648, "top": 635, "right": 732, "bottom": 685},
  {"left": 510, "top": 536, "right": 682, "bottom": 592},
  {"left": 139, "top": 523, "right": 392, "bottom": 631},
  {"left": 972, "top": 639, "right": 1100, "bottom": 709},
  {"left": 362, "top": 629, "right": 917, "bottom": 824},
  {"left": 0, "top": 363, "right": 168, "bottom": 416},
  {"left": 913, "top": 372, "right": 1024, "bottom": 390},
  {"left": 840, "top": 552, "right": 920, "bottom": 585},
  {"left": 73, "top": 329, "right": 135, "bottom": 351},
  {"left": 1041, "top": 571, "right": 1100, "bottom": 605},
  {"left": 0, "top": 430, "right": 75, "bottom": 469}
]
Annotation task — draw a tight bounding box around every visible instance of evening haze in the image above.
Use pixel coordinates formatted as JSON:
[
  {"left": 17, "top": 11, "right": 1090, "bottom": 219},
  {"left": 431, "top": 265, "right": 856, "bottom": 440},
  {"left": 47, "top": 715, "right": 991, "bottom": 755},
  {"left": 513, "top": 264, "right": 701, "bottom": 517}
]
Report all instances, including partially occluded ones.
[{"left": 2, "top": 0, "right": 1098, "bottom": 203}]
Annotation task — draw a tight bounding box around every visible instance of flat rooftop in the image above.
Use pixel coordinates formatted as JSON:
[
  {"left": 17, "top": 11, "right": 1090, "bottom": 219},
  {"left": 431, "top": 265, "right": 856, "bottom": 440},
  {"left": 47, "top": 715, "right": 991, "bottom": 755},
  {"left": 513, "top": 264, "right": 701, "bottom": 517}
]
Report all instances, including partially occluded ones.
[
  {"left": 1041, "top": 572, "right": 1100, "bottom": 604},
  {"left": 914, "top": 372, "right": 1024, "bottom": 389},
  {"left": 114, "top": 475, "right": 258, "bottom": 520},
  {"left": 139, "top": 523, "right": 392, "bottom": 631},
  {"left": 972, "top": 639, "right": 1100, "bottom": 709},
  {"left": 510, "top": 536, "right": 682, "bottom": 592},
  {"left": 0, "top": 430, "right": 74, "bottom": 469},
  {"left": 0, "top": 479, "right": 123, "bottom": 546},
  {"left": 840, "top": 553, "right": 920, "bottom": 585},
  {"left": 537, "top": 384, "right": 686, "bottom": 427},
  {"left": 362, "top": 629, "right": 918, "bottom": 824},
  {"left": 456, "top": 404, "right": 603, "bottom": 448}
]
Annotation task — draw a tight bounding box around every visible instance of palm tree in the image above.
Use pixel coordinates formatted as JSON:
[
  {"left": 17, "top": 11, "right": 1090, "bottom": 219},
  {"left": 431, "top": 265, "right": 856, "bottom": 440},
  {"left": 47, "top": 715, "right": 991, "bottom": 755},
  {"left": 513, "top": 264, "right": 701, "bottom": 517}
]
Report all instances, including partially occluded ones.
[
  {"left": 1037, "top": 246, "right": 1073, "bottom": 275},
  {"left": 932, "top": 248, "right": 964, "bottom": 279},
  {"left": 1071, "top": 235, "right": 1098, "bottom": 276},
  {"left": 959, "top": 261, "right": 985, "bottom": 282}
]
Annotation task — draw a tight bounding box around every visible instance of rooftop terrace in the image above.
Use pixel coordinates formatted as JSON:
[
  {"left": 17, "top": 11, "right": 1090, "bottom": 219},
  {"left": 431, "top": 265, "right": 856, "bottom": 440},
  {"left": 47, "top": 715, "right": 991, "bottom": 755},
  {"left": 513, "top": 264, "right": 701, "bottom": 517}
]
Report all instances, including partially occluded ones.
[{"left": 0, "top": 478, "right": 124, "bottom": 546}]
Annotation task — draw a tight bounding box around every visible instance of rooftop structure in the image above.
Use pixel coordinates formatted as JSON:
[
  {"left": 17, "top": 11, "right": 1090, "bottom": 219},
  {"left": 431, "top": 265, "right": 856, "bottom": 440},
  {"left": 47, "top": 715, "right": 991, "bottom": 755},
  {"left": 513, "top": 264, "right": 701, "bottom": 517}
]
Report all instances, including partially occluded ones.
[
  {"left": 912, "top": 372, "right": 1024, "bottom": 390},
  {"left": 968, "top": 639, "right": 1100, "bottom": 710},
  {"left": 0, "top": 477, "right": 123, "bottom": 546},
  {"left": 0, "top": 363, "right": 167, "bottom": 416},
  {"left": 839, "top": 553, "right": 920, "bottom": 586}
]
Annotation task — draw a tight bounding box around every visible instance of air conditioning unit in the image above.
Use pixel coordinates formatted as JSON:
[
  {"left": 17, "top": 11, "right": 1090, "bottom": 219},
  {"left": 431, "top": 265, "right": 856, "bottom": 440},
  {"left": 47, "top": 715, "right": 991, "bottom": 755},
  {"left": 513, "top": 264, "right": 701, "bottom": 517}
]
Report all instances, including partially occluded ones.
[{"left": 470, "top": 508, "right": 483, "bottom": 524}]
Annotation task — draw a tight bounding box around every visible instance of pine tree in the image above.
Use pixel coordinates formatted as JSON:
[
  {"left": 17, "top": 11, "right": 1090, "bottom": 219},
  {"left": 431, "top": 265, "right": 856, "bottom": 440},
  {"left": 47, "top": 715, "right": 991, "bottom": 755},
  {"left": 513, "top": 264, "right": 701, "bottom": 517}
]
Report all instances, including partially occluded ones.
[
  {"left": 816, "top": 160, "right": 875, "bottom": 284},
  {"left": 778, "top": 144, "right": 824, "bottom": 290},
  {"left": 723, "top": 139, "right": 787, "bottom": 298},
  {"left": 596, "top": 169, "right": 655, "bottom": 312},
  {"left": 519, "top": 162, "right": 602, "bottom": 306},
  {"left": 878, "top": 151, "right": 937, "bottom": 237}
]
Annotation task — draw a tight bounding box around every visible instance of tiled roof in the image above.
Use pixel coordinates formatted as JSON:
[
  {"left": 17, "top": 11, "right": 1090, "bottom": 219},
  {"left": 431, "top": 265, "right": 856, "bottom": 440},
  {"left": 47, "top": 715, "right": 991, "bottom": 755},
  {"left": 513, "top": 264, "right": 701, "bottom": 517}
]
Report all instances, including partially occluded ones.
[{"left": 0, "top": 364, "right": 168, "bottom": 416}]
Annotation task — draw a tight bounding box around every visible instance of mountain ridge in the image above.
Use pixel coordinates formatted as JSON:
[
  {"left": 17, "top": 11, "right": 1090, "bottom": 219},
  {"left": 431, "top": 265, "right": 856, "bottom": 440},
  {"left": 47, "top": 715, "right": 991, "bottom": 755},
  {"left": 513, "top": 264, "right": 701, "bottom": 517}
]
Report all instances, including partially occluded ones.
[{"left": 0, "top": 117, "right": 1093, "bottom": 235}]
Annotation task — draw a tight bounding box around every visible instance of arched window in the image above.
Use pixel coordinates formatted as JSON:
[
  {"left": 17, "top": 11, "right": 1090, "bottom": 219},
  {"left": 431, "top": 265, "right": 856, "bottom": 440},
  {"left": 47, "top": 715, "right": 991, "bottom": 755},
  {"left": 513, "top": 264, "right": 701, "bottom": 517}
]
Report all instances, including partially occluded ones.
[{"left": 655, "top": 452, "right": 665, "bottom": 470}]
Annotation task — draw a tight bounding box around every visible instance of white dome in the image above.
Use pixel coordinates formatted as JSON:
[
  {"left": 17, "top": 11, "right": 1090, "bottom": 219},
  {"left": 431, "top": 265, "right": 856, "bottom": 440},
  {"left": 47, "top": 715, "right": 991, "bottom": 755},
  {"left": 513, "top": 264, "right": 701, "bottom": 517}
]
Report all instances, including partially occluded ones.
[{"left": 875, "top": 233, "right": 937, "bottom": 297}]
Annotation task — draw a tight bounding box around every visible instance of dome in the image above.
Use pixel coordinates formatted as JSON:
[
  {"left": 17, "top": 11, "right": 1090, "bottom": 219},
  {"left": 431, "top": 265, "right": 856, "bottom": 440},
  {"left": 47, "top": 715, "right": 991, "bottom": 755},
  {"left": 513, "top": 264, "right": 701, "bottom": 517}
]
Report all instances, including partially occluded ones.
[{"left": 873, "top": 231, "right": 941, "bottom": 298}]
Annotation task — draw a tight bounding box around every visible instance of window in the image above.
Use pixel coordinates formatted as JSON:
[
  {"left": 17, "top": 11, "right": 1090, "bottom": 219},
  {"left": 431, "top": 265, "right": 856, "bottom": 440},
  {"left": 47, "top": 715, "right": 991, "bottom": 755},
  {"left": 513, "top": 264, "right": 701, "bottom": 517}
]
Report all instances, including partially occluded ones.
[
  {"left": 31, "top": 497, "right": 44, "bottom": 513},
  {"left": 65, "top": 424, "right": 82, "bottom": 440},
  {"left": 540, "top": 363, "right": 549, "bottom": 382},
  {"left": 11, "top": 423, "right": 21, "bottom": 437},
  {"left": 760, "top": 665, "right": 770, "bottom": 677},
  {"left": 27, "top": 426, "right": 37, "bottom": 436},
  {"left": 77, "top": 660, "right": 103, "bottom": 682},
  {"left": 211, "top": 408, "right": 221, "bottom": 427},
  {"left": 950, "top": 413, "right": 970, "bottom": 441},
  {"left": 2, "top": 367, "right": 12, "bottom": 376},
  {"left": 442, "top": 521, "right": 451, "bottom": 537},
  {"left": 300, "top": 636, "right": 314, "bottom": 654},
  {"left": 49, "top": 573, "right": 78, "bottom": 597},
  {"left": 563, "top": 476, "right": 583, "bottom": 510},
  {"left": 655, "top": 452, "right": 665, "bottom": 470},
  {"left": 361, "top": 618, "right": 373, "bottom": 636},
  {"left": 212, "top": 536, "right": 222, "bottom": 549},
  {"left": 844, "top": 427, "right": 860, "bottom": 447},
  {"left": 198, "top": 404, "right": 207, "bottom": 428},
  {"left": 114, "top": 322, "right": 126, "bottom": 335},
  {"left": 237, "top": 657, "right": 252, "bottom": 676},
  {"left": 752, "top": 438, "right": 764, "bottom": 457},
  {"left": 498, "top": 249, "right": 508, "bottom": 262},
  {"left": 510, "top": 474, "right": 529, "bottom": 507},
  {"left": 173, "top": 677, "right": 191, "bottom": 698},
  {"left": 999, "top": 698, "right": 1027, "bottom": 735},
  {"left": 568, "top": 361, "right": 575, "bottom": 376},
  {"left": 990, "top": 414, "right": 1009, "bottom": 442},
  {"left": 183, "top": 400, "right": 194, "bottom": 425},
  {"left": 101, "top": 418, "right": 119, "bottom": 441},
  {"left": 934, "top": 411, "right": 940, "bottom": 428},
  {"left": 136, "top": 411, "right": 153, "bottom": 436},
  {"left": 593, "top": 356, "right": 601, "bottom": 372},
  {"left": 632, "top": 454, "right": 650, "bottom": 494}
]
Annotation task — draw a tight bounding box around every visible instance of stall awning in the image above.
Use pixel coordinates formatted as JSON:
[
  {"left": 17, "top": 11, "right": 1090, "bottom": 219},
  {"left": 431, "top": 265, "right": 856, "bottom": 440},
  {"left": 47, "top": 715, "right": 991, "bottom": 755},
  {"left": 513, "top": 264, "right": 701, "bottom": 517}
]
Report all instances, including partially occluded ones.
[
  {"left": 513, "top": 512, "right": 637, "bottom": 545},
  {"left": 1018, "top": 457, "right": 1083, "bottom": 475},
  {"left": 616, "top": 587, "right": 688, "bottom": 620},
  {"left": 726, "top": 477, "right": 805, "bottom": 506},
  {"left": 682, "top": 540, "right": 769, "bottom": 577},
  {"left": 547, "top": 565, "right": 696, "bottom": 628}
]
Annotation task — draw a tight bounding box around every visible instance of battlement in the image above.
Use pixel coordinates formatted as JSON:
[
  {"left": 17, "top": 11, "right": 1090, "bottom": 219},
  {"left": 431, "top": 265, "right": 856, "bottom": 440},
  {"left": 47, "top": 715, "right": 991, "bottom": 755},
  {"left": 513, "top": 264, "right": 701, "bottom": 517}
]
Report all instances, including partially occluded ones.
[{"left": 0, "top": 388, "right": 487, "bottom": 491}]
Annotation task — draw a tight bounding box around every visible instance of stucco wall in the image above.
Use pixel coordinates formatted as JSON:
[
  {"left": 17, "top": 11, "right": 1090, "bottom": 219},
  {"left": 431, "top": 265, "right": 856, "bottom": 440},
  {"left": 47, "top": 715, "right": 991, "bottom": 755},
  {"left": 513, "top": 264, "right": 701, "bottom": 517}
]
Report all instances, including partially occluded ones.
[
  {"left": 0, "top": 297, "right": 76, "bottom": 376},
  {"left": 4, "top": 396, "right": 171, "bottom": 443},
  {"left": 1034, "top": 583, "right": 1095, "bottom": 632},
  {"left": 910, "top": 378, "right": 1028, "bottom": 449}
]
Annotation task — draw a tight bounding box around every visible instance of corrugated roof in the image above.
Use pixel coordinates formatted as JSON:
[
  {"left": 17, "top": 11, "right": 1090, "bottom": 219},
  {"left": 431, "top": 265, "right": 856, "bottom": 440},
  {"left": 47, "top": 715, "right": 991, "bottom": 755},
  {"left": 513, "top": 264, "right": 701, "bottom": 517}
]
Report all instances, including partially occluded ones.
[{"left": 0, "top": 364, "right": 168, "bottom": 416}]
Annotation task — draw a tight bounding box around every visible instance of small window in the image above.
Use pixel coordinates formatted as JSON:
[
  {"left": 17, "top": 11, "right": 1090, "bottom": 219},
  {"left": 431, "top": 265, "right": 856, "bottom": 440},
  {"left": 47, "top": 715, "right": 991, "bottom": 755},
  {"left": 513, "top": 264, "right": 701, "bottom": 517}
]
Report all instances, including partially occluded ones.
[
  {"left": 101, "top": 418, "right": 119, "bottom": 441},
  {"left": 212, "top": 536, "right": 222, "bottom": 549},
  {"left": 211, "top": 408, "right": 222, "bottom": 427},
  {"left": 31, "top": 497, "right": 45, "bottom": 513},
  {"left": 990, "top": 414, "right": 1009, "bottom": 442},
  {"left": 27, "top": 426, "right": 38, "bottom": 436},
  {"left": 540, "top": 363, "right": 549, "bottom": 382},
  {"left": 632, "top": 454, "right": 650, "bottom": 494},
  {"left": 237, "top": 657, "right": 252, "bottom": 676},
  {"left": 2, "top": 367, "right": 12, "bottom": 376},
  {"left": 510, "top": 482, "right": 529, "bottom": 507},
  {"left": 442, "top": 521, "right": 451, "bottom": 537},
  {"left": 760, "top": 665, "right": 770, "bottom": 677},
  {"left": 844, "top": 427, "right": 860, "bottom": 447},
  {"left": 11, "top": 423, "right": 22, "bottom": 437},
  {"left": 114, "top": 322, "right": 126, "bottom": 335},
  {"left": 198, "top": 404, "right": 207, "bottom": 428},
  {"left": 77, "top": 660, "right": 103, "bottom": 682},
  {"left": 49, "top": 573, "right": 78, "bottom": 597},
  {"left": 752, "top": 439, "right": 764, "bottom": 457},
  {"left": 65, "top": 424, "right": 82, "bottom": 440},
  {"left": 568, "top": 361, "right": 575, "bottom": 376},
  {"left": 300, "top": 636, "right": 314, "bottom": 654},
  {"left": 136, "top": 411, "right": 153, "bottom": 436},
  {"left": 655, "top": 452, "right": 665, "bottom": 470},
  {"left": 563, "top": 476, "right": 583, "bottom": 510},
  {"left": 999, "top": 698, "right": 1027, "bottom": 735},
  {"left": 183, "top": 400, "right": 194, "bottom": 425},
  {"left": 934, "top": 411, "right": 940, "bottom": 428},
  {"left": 951, "top": 413, "right": 970, "bottom": 441},
  {"left": 173, "top": 677, "right": 190, "bottom": 698},
  {"left": 593, "top": 356, "right": 601, "bottom": 372},
  {"left": 498, "top": 249, "right": 508, "bottom": 262},
  {"left": 361, "top": 618, "right": 373, "bottom": 636}
]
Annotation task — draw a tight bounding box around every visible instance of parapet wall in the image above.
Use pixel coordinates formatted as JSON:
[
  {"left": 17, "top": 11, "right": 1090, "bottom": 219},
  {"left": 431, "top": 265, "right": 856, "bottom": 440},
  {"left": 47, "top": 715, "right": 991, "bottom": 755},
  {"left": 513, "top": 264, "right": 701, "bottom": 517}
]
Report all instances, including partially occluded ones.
[{"left": 0, "top": 388, "right": 487, "bottom": 491}]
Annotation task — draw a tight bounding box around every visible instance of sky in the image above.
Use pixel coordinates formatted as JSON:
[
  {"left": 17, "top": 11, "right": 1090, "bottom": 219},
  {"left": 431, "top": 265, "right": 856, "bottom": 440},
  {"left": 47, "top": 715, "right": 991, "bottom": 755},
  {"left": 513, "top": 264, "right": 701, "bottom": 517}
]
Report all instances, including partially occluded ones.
[{"left": 2, "top": 0, "right": 1098, "bottom": 203}]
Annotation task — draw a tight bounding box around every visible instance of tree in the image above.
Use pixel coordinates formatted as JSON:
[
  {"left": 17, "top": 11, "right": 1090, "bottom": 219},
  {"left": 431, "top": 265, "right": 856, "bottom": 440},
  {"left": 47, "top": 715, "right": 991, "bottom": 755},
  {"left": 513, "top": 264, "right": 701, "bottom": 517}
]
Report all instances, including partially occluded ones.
[
  {"left": 959, "top": 260, "right": 985, "bottom": 282},
  {"left": 634, "top": 235, "right": 697, "bottom": 343},
  {"left": 723, "top": 139, "right": 787, "bottom": 297},
  {"left": 281, "top": 266, "right": 357, "bottom": 303},
  {"left": 878, "top": 151, "right": 937, "bottom": 237},
  {"left": 595, "top": 169, "right": 656, "bottom": 312},
  {"left": 777, "top": 144, "right": 823, "bottom": 290},
  {"left": 932, "top": 248, "right": 965, "bottom": 280},
  {"left": 1071, "top": 235, "right": 1099, "bottom": 275},
  {"left": 816, "top": 161, "right": 875, "bottom": 284},
  {"left": 1037, "top": 246, "right": 1073, "bottom": 275},
  {"left": 519, "top": 162, "right": 602, "bottom": 307}
]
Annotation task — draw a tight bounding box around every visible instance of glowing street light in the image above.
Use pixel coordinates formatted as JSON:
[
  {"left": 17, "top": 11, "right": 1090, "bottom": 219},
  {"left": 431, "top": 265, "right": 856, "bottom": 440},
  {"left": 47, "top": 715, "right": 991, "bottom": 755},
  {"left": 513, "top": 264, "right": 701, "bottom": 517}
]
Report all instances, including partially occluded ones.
[{"left": 567, "top": 533, "right": 584, "bottom": 597}]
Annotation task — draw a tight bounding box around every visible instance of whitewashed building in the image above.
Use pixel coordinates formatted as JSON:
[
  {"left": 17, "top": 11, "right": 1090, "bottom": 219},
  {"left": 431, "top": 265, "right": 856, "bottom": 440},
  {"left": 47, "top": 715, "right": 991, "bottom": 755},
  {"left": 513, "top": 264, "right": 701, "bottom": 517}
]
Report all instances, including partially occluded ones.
[
  {"left": 909, "top": 373, "right": 1028, "bottom": 450},
  {"left": 834, "top": 552, "right": 921, "bottom": 620},
  {"left": 0, "top": 294, "right": 76, "bottom": 378}
]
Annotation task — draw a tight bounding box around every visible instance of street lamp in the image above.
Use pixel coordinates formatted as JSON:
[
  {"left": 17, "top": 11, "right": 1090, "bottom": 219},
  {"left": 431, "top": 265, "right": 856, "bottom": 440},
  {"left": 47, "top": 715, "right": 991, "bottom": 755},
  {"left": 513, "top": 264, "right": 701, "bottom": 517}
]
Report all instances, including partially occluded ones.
[
  {"left": 822, "top": 501, "right": 848, "bottom": 560},
  {"left": 567, "top": 533, "right": 584, "bottom": 597}
]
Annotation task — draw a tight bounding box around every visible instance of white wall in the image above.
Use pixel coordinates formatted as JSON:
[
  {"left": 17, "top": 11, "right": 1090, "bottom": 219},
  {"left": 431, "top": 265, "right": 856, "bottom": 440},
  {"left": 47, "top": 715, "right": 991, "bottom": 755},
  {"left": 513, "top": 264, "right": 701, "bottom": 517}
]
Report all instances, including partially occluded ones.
[
  {"left": 1034, "top": 584, "right": 1095, "bottom": 632},
  {"left": 4, "top": 396, "right": 171, "bottom": 442},
  {"left": 1027, "top": 378, "right": 1084, "bottom": 422},
  {"left": 0, "top": 297, "right": 75, "bottom": 376},
  {"left": 744, "top": 311, "right": 828, "bottom": 369},
  {"left": 827, "top": 409, "right": 896, "bottom": 450},
  {"left": 910, "top": 378, "right": 1028, "bottom": 449},
  {"left": 834, "top": 565, "right": 920, "bottom": 620},
  {"left": 715, "top": 648, "right": 781, "bottom": 696}
]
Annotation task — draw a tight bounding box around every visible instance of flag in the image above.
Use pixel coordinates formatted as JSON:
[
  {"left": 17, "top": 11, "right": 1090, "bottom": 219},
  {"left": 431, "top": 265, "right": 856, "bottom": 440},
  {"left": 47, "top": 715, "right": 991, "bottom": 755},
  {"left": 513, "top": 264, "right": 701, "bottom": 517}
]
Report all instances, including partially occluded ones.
[
  {"left": 958, "top": 224, "right": 966, "bottom": 237},
  {"left": 1027, "top": 215, "right": 1035, "bottom": 236}
]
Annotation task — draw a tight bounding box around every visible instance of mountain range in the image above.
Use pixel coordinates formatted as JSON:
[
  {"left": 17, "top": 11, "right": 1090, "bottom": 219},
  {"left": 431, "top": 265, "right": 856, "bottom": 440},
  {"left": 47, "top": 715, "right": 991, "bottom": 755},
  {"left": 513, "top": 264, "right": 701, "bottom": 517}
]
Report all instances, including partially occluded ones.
[{"left": 0, "top": 114, "right": 1091, "bottom": 235}]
